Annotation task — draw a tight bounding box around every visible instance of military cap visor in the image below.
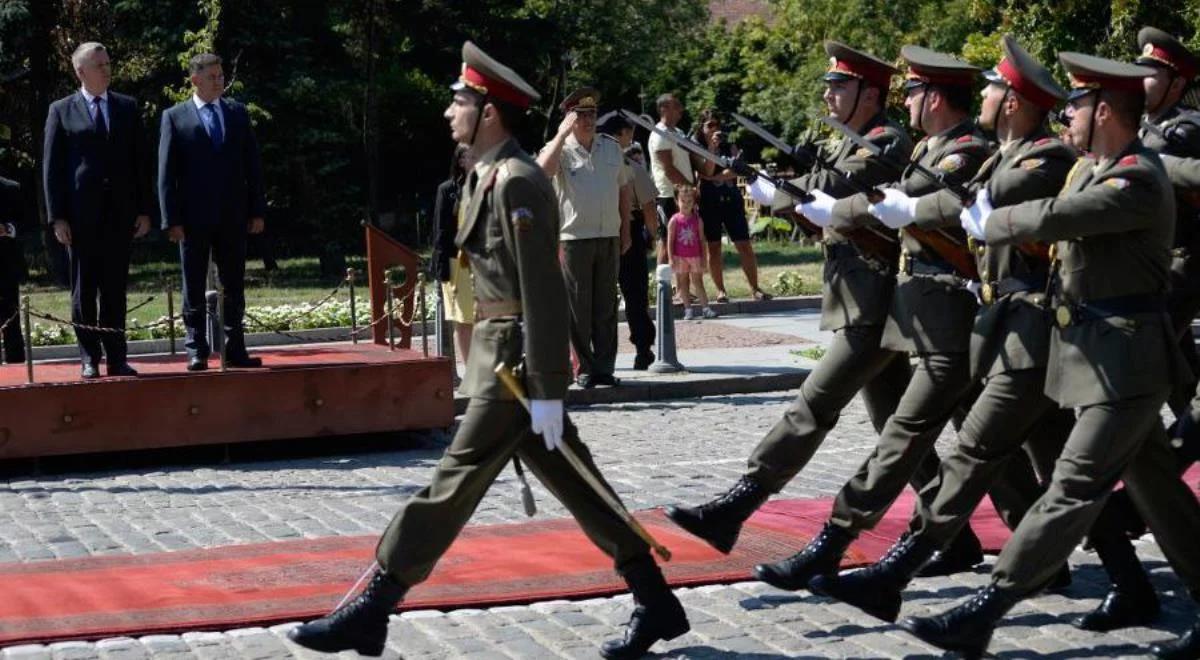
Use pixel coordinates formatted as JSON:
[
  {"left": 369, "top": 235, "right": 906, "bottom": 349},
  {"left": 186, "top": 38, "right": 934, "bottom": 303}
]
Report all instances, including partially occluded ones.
[
  {"left": 1059, "top": 51, "right": 1155, "bottom": 96},
  {"left": 450, "top": 41, "right": 540, "bottom": 109},
  {"left": 901, "top": 44, "right": 979, "bottom": 87},
  {"left": 560, "top": 86, "right": 600, "bottom": 113},
  {"left": 823, "top": 41, "right": 897, "bottom": 89},
  {"left": 1137, "top": 27, "right": 1198, "bottom": 79},
  {"left": 985, "top": 35, "right": 1066, "bottom": 110}
]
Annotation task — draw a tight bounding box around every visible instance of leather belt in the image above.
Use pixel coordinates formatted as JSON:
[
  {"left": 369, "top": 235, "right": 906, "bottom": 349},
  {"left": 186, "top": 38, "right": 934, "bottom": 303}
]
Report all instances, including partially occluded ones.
[
  {"left": 899, "top": 251, "right": 956, "bottom": 277},
  {"left": 980, "top": 274, "right": 1047, "bottom": 305},
  {"left": 474, "top": 299, "right": 522, "bottom": 321},
  {"left": 822, "top": 242, "right": 857, "bottom": 261},
  {"left": 1053, "top": 294, "right": 1166, "bottom": 328}
]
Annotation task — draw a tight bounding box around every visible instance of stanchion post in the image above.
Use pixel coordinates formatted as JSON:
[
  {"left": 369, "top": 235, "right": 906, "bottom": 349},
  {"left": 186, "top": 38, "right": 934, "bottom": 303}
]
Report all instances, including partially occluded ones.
[
  {"left": 347, "top": 267, "right": 358, "bottom": 344},
  {"left": 217, "top": 284, "right": 227, "bottom": 372},
  {"left": 166, "top": 283, "right": 177, "bottom": 356},
  {"left": 22, "top": 295, "right": 34, "bottom": 384},
  {"left": 417, "top": 272, "right": 428, "bottom": 358},
  {"left": 385, "top": 268, "right": 397, "bottom": 351},
  {"left": 649, "top": 264, "right": 683, "bottom": 373}
]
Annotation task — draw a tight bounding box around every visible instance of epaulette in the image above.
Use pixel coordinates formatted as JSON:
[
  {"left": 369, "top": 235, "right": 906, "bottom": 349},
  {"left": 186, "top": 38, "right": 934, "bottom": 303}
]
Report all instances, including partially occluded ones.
[
  {"left": 1035, "top": 137, "right": 1052, "bottom": 146},
  {"left": 868, "top": 126, "right": 887, "bottom": 137},
  {"left": 1118, "top": 154, "right": 1139, "bottom": 167},
  {"left": 956, "top": 134, "right": 975, "bottom": 144}
]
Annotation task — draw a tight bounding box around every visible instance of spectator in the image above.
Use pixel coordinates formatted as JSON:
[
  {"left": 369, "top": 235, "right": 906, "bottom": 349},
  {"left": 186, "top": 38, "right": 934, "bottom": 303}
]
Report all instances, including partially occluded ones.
[
  {"left": 431, "top": 144, "right": 475, "bottom": 366},
  {"left": 692, "top": 109, "right": 771, "bottom": 302},
  {"left": 538, "top": 87, "right": 631, "bottom": 388},
  {"left": 599, "top": 112, "right": 657, "bottom": 369},
  {"left": 0, "top": 175, "right": 24, "bottom": 363},
  {"left": 667, "top": 184, "right": 716, "bottom": 320},
  {"left": 648, "top": 93, "right": 695, "bottom": 254}
]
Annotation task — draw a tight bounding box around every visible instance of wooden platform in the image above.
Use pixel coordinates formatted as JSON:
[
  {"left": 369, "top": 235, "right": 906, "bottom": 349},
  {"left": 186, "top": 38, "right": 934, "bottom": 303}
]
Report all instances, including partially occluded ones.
[{"left": 0, "top": 343, "right": 455, "bottom": 459}]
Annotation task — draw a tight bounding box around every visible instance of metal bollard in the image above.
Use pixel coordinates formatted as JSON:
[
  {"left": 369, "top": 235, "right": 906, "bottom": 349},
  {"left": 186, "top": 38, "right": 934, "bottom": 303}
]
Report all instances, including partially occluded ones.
[
  {"left": 649, "top": 264, "right": 683, "bottom": 373},
  {"left": 347, "top": 267, "right": 358, "bottom": 344},
  {"left": 166, "top": 284, "right": 177, "bottom": 356},
  {"left": 417, "top": 272, "right": 428, "bottom": 357},
  {"left": 217, "top": 285, "right": 227, "bottom": 372},
  {"left": 22, "top": 295, "right": 34, "bottom": 384},
  {"left": 434, "top": 281, "right": 448, "bottom": 358}
]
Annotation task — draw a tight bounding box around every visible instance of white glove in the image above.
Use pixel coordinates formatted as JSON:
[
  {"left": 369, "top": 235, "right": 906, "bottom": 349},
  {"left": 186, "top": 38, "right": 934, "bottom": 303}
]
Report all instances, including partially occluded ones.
[
  {"left": 867, "top": 189, "right": 919, "bottom": 229},
  {"left": 748, "top": 178, "right": 777, "bottom": 206},
  {"left": 530, "top": 399, "right": 564, "bottom": 452},
  {"left": 796, "top": 189, "right": 836, "bottom": 227},
  {"left": 959, "top": 188, "right": 993, "bottom": 241}
]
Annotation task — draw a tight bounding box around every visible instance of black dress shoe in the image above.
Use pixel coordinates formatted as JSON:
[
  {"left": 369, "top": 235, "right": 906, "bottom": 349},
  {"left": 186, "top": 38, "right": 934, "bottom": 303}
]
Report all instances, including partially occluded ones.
[
  {"left": 81, "top": 363, "right": 100, "bottom": 379},
  {"left": 1151, "top": 617, "right": 1200, "bottom": 659},
  {"left": 633, "top": 351, "right": 655, "bottom": 371},
  {"left": 107, "top": 363, "right": 139, "bottom": 377},
  {"left": 225, "top": 354, "right": 263, "bottom": 368},
  {"left": 187, "top": 357, "right": 208, "bottom": 372},
  {"left": 592, "top": 373, "right": 621, "bottom": 387},
  {"left": 576, "top": 374, "right": 595, "bottom": 389}
]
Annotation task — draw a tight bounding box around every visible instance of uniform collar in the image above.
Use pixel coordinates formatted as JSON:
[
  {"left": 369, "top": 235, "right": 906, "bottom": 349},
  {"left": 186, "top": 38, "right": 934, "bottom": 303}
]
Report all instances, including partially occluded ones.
[{"left": 472, "top": 138, "right": 510, "bottom": 173}]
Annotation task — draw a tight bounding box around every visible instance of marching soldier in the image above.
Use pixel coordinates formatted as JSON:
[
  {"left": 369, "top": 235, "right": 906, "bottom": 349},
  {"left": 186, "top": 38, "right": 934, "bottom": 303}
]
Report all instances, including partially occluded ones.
[
  {"left": 288, "top": 42, "right": 690, "bottom": 660},
  {"left": 806, "top": 35, "right": 1079, "bottom": 622},
  {"left": 900, "top": 51, "right": 1200, "bottom": 660}
]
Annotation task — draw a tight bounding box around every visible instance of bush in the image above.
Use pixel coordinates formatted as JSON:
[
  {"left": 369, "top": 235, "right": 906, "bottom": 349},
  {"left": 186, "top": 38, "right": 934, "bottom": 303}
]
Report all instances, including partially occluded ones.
[{"left": 772, "top": 270, "right": 806, "bottom": 296}]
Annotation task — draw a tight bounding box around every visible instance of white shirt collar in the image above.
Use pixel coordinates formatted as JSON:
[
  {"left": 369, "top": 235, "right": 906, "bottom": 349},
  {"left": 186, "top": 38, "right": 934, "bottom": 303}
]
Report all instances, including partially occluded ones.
[
  {"left": 80, "top": 87, "right": 108, "bottom": 105},
  {"left": 192, "top": 94, "right": 222, "bottom": 110}
]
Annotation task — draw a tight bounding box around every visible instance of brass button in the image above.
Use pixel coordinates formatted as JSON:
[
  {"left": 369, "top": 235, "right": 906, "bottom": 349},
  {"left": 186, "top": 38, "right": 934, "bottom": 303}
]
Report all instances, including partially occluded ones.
[
  {"left": 1048, "top": 244, "right": 1058, "bottom": 261},
  {"left": 1055, "top": 305, "right": 1072, "bottom": 328},
  {"left": 981, "top": 283, "right": 994, "bottom": 305}
]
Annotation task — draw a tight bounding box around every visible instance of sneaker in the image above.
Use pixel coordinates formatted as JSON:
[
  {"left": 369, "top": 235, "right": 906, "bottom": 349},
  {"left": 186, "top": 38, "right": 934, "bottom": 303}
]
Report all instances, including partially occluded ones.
[
  {"left": 702, "top": 306, "right": 719, "bottom": 319},
  {"left": 683, "top": 308, "right": 696, "bottom": 320}
]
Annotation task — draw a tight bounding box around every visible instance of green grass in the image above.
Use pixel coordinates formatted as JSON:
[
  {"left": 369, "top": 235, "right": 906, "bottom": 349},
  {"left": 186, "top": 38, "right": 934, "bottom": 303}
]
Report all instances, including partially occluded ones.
[{"left": 695, "top": 239, "right": 823, "bottom": 299}]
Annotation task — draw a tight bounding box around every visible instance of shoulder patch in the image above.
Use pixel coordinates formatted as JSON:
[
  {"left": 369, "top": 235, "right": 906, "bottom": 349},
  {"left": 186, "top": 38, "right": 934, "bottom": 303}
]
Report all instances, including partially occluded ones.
[
  {"left": 868, "top": 126, "right": 886, "bottom": 137},
  {"left": 937, "top": 153, "right": 967, "bottom": 173},
  {"left": 1104, "top": 177, "right": 1130, "bottom": 190},
  {"left": 510, "top": 207, "right": 535, "bottom": 232},
  {"left": 1019, "top": 158, "right": 1044, "bottom": 170},
  {"left": 855, "top": 147, "right": 872, "bottom": 158},
  {"left": 1118, "top": 155, "right": 1138, "bottom": 167}
]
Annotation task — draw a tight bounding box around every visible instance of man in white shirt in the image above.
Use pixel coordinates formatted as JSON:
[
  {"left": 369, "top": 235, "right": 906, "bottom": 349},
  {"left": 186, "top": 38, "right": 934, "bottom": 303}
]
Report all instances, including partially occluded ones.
[
  {"left": 539, "top": 87, "right": 631, "bottom": 387},
  {"left": 647, "top": 93, "right": 697, "bottom": 230}
]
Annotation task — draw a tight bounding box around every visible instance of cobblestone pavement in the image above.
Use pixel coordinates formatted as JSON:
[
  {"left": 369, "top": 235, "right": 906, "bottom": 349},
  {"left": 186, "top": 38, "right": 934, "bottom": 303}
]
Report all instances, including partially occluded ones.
[{"left": 1, "top": 393, "right": 1197, "bottom": 658}]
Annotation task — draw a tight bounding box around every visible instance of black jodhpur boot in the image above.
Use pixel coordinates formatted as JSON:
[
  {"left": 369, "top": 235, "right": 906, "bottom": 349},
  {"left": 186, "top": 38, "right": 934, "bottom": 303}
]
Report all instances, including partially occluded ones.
[
  {"left": 288, "top": 569, "right": 407, "bottom": 656},
  {"left": 601, "top": 555, "right": 691, "bottom": 659},
  {"left": 899, "top": 583, "right": 1021, "bottom": 660},
  {"left": 665, "top": 475, "right": 768, "bottom": 554},
  {"left": 808, "top": 532, "right": 938, "bottom": 622},
  {"left": 752, "top": 521, "right": 854, "bottom": 591}
]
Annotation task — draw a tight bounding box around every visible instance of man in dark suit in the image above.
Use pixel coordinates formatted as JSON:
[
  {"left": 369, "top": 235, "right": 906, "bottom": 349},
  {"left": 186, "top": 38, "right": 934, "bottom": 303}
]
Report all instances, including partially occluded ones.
[
  {"left": 43, "top": 42, "right": 151, "bottom": 378},
  {"left": 158, "top": 52, "right": 266, "bottom": 371},
  {"left": 0, "top": 176, "right": 25, "bottom": 364}
]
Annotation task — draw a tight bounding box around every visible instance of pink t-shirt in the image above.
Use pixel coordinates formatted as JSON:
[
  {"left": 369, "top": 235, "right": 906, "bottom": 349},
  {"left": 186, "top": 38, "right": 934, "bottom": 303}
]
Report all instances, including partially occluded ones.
[{"left": 670, "top": 212, "right": 703, "bottom": 258}]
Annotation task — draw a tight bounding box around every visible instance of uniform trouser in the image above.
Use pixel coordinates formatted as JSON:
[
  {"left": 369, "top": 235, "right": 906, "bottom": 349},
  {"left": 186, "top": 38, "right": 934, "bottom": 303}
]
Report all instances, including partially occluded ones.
[
  {"left": 618, "top": 219, "right": 654, "bottom": 355},
  {"left": 911, "top": 368, "right": 1075, "bottom": 547},
  {"left": 828, "top": 351, "right": 1043, "bottom": 534},
  {"left": 375, "top": 398, "right": 649, "bottom": 587},
  {"left": 993, "top": 389, "right": 1200, "bottom": 596},
  {"left": 562, "top": 237, "right": 620, "bottom": 378},
  {"left": 746, "top": 324, "right": 919, "bottom": 493},
  {"left": 179, "top": 222, "right": 248, "bottom": 360},
  {"left": 68, "top": 225, "right": 133, "bottom": 366},
  {"left": 0, "top": 275, "right": 24, "bottom": 363}
]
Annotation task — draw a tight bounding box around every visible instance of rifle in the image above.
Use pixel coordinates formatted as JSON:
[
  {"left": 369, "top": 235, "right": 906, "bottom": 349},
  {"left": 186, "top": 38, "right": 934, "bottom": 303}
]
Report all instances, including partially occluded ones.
[
  {"left": 619, "top": 110, "right": 823, "bottom": 240},
  {"left": 820, "top": 115, "right": 980, "bottom": 280},
  {"left": 732, "top": 112, "right": 899, "bottom": 263}
]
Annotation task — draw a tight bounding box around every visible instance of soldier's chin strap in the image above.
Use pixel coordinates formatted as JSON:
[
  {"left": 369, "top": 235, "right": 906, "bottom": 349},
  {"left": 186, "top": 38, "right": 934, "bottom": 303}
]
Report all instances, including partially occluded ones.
[
  {"left": 1146, "top": 70, "right": 1178, "bottom": 118},
  {"left": 1083, "top": 90, "right": 1100, "bottom": 155},
  {"left": 989, "top": 87, "right": 1012, "bottom": 140},
  {"left": 914, "top": 83, "right": 930, "bottom": 135}
]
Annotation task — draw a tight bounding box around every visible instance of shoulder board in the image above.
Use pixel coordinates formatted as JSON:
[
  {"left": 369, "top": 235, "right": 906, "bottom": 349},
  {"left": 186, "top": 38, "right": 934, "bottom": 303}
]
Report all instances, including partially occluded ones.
[
  {"left": 868, "top": 126, "right": 886, "bottom": 137},
  {"left": 1118, "top": 154, "right": 1139, "bottom": 167},
  {"left": 956, "top": 134, "right": 975, "bottom": 144},
  {"left": 1035, "top": 137, "right": 1052, "bottom": 146}
]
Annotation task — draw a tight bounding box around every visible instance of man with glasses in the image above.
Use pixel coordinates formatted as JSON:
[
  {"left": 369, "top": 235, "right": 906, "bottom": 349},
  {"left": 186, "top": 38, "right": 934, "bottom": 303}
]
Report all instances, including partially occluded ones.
[
  {"left": 901, "top": 51, "right": 1200, "bottom": 660},
  {"left": 539, "top": 87, "right": 632, "bottom": 388}
]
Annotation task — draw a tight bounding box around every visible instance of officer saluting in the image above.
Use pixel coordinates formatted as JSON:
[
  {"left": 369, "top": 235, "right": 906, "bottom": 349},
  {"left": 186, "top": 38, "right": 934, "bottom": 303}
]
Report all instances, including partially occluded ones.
[
  {"left": 900, "top": 51, "right": 1200, "bottom": 660},
  {"left": 287, "top": 42, "right": 689, "bottom": 660}
]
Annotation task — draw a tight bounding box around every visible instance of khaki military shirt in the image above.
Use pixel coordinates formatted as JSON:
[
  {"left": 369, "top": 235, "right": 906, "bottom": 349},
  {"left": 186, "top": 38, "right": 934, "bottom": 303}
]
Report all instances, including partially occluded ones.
[
  {"left": 549, "top": 133, "right": 630, "bottom": 240},
  {"left": 455, "top": 137, "right": 572, "bottom": 400},
  {"left": 985, "top": 140, "right": 1189, "bottom": 407}
]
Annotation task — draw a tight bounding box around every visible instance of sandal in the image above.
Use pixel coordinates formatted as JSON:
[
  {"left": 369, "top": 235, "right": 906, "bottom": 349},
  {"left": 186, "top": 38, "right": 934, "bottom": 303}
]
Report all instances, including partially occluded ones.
[
  {"left": 715, "top": 293, "right": 730, "bottom": 304},
  {"left": 753, "top": 289, "right": 774, "bottom": 301}
]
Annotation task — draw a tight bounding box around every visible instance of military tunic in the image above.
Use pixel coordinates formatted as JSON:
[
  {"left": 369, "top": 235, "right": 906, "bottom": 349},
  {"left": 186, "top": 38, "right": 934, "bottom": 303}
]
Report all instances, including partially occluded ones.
[
  {"left": 375, "top": 138, "right": 649, "bottom": 585},
  {"left": 746, "top": 114, "right": 933, "bottom": 493},
  {"left": 984, "top": 140, "right": 1200, "bottom": 596},
  {"left": 908, "top": 131, "right": 1079, "bottom": 546}
]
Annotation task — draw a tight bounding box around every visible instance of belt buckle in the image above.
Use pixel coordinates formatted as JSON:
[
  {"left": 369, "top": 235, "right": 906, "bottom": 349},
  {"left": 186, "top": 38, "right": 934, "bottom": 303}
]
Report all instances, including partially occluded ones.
[
  {"left": 981, "top": 282, "right": 994, "bottom": 305},
  {"left": 1055, "top": 304, "right": 1072, "bottom": 328},
  {"left": 967, "top": 237, "right": 985, "bottom": 257}
]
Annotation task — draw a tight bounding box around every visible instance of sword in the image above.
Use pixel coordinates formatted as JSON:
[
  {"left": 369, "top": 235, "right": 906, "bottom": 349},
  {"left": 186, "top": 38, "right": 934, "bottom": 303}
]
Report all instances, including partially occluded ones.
[
  {"left": 494, "top": 363, "right": 672, "bottom": 561},
  {"left": 733, "top": 112, "right": 896, "bottom": 244}
]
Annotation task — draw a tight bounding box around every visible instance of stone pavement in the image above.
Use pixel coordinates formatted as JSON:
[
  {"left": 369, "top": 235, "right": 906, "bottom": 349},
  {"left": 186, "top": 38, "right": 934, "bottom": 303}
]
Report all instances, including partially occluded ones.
[{"left": 2, "top": 308, "right": 1198, "bottom": 658}]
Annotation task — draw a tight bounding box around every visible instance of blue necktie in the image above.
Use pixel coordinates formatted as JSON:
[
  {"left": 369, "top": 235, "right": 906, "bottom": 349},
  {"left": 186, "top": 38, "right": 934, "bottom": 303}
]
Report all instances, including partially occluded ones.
[
  {"left": 204, "top": 103, "right": 224, "bottom": 148},
  {"left": 92, "top": 97, "right": 108, "bottom": 140}
]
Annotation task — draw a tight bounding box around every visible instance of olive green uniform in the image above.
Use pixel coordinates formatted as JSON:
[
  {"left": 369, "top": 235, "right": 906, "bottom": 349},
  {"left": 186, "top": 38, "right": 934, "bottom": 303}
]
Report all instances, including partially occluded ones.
[
  {"left": 745, "top": 113, "right": 929, "bottom": 492},
  {"left": 908, "top": 131, "right": 1078, "bottom": 546},
  {"left": 984, "top": 142, "right": 1200, "bottom": 596},
  {"left": 823, "top": 119, "right": 1035, "bottom": 534},
  {"left": 375, "top": 138, "right": 648, "bottom": 586}
]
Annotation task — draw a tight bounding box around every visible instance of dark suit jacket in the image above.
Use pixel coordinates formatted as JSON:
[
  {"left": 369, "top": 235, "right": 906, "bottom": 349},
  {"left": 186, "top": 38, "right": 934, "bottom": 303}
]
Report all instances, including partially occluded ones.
[
  {"left": 0, "top": 176, "right": 25, "bottom": 283},
  {"left": 42, "top": 91, "right": 150, "bottom": 240},
  {"left": 431, "top": 178, "right": 462, "bottom": 282},
  {"left": 157, "top": 97, "right": 266, "bottom": 230}
]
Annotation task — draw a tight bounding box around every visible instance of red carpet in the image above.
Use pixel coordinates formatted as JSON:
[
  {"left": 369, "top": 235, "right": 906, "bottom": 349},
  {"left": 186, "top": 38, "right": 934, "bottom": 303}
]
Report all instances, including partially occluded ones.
[{"left": 2, "top": 466, "right": 1196, "bottom": 646}]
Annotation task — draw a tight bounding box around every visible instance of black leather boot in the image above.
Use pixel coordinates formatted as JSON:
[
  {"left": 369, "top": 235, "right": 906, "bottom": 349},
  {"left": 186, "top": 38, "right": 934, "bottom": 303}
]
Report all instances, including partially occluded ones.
[
  {"left": 1151, "top": 616, "right": 1200, "bottom": 659},
  {"left": 288, "top": 570, "right": 407, "bottom": 656},
  {"left": 752, "top": 522, "right": 854, "bottom": 591},
  {"left": 1074, "top": 531, "right": 1159, "bottom": 631},
  {"left": 899, "top": 583, "right": 1021, "bottom": 660},
  {"left": 915, "top": 523, "right": 983, "bottom": 577},
  {"left": 665, "top": 476, "right": 768, "bottom": 554},
  {"left": 808, "top": 532, "right": 937, "bottom": 622},
  {"left": 601, "top": 555, "right": 691, "bottom": 659}
]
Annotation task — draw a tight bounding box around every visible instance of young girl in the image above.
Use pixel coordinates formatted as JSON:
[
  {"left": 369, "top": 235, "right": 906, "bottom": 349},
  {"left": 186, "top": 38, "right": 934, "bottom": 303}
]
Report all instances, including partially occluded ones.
[{"left": 667, "top": 185, "right": 718, "bottom": 320}]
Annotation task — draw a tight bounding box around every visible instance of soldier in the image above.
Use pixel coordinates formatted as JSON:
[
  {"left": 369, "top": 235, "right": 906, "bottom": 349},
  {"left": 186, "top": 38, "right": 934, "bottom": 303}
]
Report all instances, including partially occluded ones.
[
  {"left": 806, "top": 36, "right": 1079, "bottom": 622},
  {"left": 667, "top": 41, "right": 936, "bottom": 557},
  {"left": 287, "top": 42, "right": 689, "bottom": 660},
  {"left": 900, "top": 52, "right": 1200, "bottom": 660}
]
